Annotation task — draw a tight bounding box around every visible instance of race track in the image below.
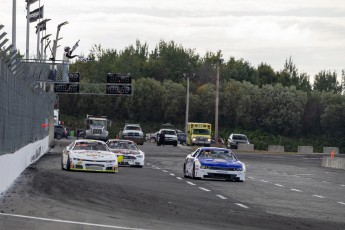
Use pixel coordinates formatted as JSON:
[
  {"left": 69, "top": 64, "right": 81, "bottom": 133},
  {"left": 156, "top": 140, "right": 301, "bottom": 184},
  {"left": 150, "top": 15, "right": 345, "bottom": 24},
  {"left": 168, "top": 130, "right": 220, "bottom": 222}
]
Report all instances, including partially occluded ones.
[{"left": 1, "top": 141, "right": 344, "bottom": 230}]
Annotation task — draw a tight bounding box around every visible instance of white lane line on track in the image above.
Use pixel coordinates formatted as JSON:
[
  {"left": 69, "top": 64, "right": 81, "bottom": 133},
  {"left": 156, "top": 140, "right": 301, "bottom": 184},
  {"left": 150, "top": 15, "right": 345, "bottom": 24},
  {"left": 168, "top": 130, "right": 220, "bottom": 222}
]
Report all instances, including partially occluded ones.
[
  {"left": 313, "top": 195, "right": 325, "bottom": 199},
  {"left": 176, "top": 177, "right": 183, "bottom": 180},
  {"left": 216, "top": 195, "right": 227, "bottom": 200},
  {"left": 147, "top": 163, "right": 150, "bottom": 165},
  {"left": 341, "top": 185, "right": 345, "bottom": 187},
  {"left": 170, "top": 173, "right": 175, "bottom": 176},
  {"left": 0, "top": 213, "right": 148, "bottom": 230},
  {"left": 283, "top": 173, "right": 287, "bottom": 175},
  {"left": 199, "top": 187, "right": 211, "bottom": 192},
  {"left": 187, "top": 182, "right": 196, "bottom": 186},
  {"left": 274, "top": 184, "right": 284, "bottom": 187},
  {"left": 156, "top": 167, "right": 161, "bottom": 169},
  {"left": 295, "top": 174, "right": 313, "bottom": 176},
  {"left": 338, "top": 202, "right": 345, "bottom": 205},
  {"left": 322, "top": 181, "right": 330, "bottom": 183},
  {"left": 260, "top": 180, "right": 269, "bottom": 183},
  {"left": 235, "top": 203, "right": 249, "bottom": 209},
  {"left": 290, "top": 189, "right": 303, "bottom": 192},
  {"left": 162, "top": 170, "right": 168, "bottom": 173},
  {"left": 248, "top": 176, "right": 254, "bottom": 179}
]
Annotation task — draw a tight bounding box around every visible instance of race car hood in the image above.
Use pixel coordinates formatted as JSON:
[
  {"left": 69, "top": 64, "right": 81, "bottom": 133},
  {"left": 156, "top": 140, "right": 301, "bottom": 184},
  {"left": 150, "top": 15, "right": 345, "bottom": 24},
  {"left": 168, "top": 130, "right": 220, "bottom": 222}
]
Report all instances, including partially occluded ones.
[
  {"left": 71, "top": 150, "right": 116, "bottom": 160},
  {"left": 199, "top": 158, "right": 243, "bottom": 169},
  {"left": 115, "top": 150, "right": 140, "bottom": 156}
]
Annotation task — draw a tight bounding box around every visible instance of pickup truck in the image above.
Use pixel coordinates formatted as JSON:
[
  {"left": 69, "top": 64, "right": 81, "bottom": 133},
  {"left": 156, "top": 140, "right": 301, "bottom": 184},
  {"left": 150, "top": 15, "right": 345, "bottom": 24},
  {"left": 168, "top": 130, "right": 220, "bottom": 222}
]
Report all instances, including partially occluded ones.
[{"left": 119, "top": 124, "right": 145, "bottom": 145}]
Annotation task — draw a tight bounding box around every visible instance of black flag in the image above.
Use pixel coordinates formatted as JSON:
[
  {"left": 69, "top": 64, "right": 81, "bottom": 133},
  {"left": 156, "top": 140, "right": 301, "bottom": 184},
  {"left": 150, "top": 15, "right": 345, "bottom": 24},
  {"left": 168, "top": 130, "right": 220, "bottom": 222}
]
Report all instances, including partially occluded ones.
[
  {"left": 36, "top": 22, "right": 46, "bottom": 34},
  {"left": 28, "top": 6, "right": 44, "bottom": 23}
]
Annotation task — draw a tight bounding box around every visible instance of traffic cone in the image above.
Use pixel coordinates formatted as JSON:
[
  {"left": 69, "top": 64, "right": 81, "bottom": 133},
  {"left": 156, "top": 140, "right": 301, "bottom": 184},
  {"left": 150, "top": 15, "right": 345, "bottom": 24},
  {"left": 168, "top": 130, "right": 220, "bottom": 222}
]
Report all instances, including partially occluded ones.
[{"left": 330, "top": 149, "right": 335, "bottom": 158}]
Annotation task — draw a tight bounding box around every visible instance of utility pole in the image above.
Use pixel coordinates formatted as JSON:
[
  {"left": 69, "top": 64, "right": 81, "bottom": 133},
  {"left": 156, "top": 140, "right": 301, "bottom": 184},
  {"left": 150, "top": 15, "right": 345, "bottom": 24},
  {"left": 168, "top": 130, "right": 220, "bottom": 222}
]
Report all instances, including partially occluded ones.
[
  {"left": 214, "top": 57, "right": 223, "bottom": 144},
  {"left": 184, "top": 73, "right": 190, "bottom": 133}
]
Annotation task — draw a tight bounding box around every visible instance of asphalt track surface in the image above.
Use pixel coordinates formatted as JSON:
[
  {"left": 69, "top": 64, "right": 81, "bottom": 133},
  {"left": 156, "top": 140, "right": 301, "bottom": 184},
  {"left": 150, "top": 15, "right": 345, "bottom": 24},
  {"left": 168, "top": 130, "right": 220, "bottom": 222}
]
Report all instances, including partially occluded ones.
[{"left": 0, "top": 140, "right": 345, "bottom": 230}]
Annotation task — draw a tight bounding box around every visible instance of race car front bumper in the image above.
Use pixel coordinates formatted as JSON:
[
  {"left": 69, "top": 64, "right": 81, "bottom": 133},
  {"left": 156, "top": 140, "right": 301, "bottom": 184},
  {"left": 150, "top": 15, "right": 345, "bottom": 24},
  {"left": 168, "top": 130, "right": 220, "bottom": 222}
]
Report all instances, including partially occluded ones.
[
  {"left": 195, "top": 168, "right": 245, "bottom": 181},
  {"left": 70, "top": 159, "right": 118, "bottom": 172},
  {"left": 117, "top": 155, "right": 144, "bottom": 167}
]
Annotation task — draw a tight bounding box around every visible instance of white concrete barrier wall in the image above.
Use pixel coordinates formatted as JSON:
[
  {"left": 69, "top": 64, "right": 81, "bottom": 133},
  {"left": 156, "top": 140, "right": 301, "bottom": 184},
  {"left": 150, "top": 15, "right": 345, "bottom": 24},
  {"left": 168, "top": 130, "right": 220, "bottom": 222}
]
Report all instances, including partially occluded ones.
[
  {"left": 238, "top": 143, "right": 254, "bottom": 151},
  {"left": 322, "top": 157, "right": 345, "bottom": 170},
  {"left": 0, "top": 136, "right": 49, "bottom": 194},
  {"left": 298, "top": 146, "right": 313, "bottom": 154},
  {"left": 323, "top": 147, "right": 339, "bottom": 154},
  {"left": 268, "top": 145, "right": 284, "bottom": 152}
]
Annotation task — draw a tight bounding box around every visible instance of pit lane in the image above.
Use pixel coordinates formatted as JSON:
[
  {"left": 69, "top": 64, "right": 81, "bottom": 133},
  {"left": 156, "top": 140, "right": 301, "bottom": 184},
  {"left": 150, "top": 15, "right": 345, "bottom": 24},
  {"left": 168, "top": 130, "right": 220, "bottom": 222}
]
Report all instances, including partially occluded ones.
[{"left": 0, "top": 140, "right": 344, "bottom": 230}]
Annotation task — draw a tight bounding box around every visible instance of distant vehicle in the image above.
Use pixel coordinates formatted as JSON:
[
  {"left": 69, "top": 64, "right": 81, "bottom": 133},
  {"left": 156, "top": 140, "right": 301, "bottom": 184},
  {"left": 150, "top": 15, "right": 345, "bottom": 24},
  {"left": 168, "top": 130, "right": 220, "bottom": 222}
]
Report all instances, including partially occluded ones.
[
  {"left": 148, "top": 131, "right": 159, "bottom": 142},
  {"left": 106, "top": 139, "right": 144, "bottom": 167},
  {"left": 54, "top": 109, "right": 59, "bottom": 126},
  {"left": 119, "top": 124, "right": 145, "bottom": 145},
  {"left": 183, "top": 147, "right": 246, "bottom": 182},
  {"left": 54, "top": 125, "right": 67, "bottom": 140},
  {"left": 227, "top": 133, "right": 250, "bottom": 149},
  {"left": 157, "top": 129, "right": 178, "bottom": 146},
  {"left": 186, "top": 122, "right": 212, "bottom": 147},
  {"left": 82, "top": 115, "right": 111, "bottom": 142},
  {"left": 177, "top": 132, "right": 187, "bottom": 145},
  {"left": 61, "top": 139, "right": 118, "bottom": 172}
]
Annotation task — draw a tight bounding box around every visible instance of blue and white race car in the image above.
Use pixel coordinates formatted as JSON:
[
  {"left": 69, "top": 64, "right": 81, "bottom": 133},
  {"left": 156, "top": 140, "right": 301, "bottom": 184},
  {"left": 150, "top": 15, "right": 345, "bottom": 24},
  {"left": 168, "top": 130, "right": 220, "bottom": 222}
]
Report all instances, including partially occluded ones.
[{"left": 183, "top": 147, "right": 246, "bottom": 182}]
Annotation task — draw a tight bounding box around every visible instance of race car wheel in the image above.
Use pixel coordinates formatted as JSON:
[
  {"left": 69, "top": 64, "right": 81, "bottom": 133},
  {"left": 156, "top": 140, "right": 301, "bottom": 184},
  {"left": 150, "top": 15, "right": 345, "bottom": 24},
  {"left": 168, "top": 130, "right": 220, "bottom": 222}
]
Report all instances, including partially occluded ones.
[
  {"left": 183, "top": 164, "right": 188, "bottom": 178},
  {"left": 192, "top": 164, "right": 200, "bottom": 180},
  {"left": 61, "top": 157, "right": 65, "bottom": 170},
  {"left": 66, "top": 156, "right": 71, "bottom": 171},
  {"left": 173, "top": 141, "right": 177, "bottom": 147},
  {"left": 56, "top": 134, "right": 62, "bottom": 140}
]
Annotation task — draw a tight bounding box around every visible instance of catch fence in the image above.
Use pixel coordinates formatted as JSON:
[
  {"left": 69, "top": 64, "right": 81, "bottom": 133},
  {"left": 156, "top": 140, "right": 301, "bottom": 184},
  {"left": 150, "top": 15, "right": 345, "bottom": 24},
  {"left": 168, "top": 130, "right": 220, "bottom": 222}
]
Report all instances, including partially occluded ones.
[{"left": 0, "top": 25, "right": 55, "bottom": 155}]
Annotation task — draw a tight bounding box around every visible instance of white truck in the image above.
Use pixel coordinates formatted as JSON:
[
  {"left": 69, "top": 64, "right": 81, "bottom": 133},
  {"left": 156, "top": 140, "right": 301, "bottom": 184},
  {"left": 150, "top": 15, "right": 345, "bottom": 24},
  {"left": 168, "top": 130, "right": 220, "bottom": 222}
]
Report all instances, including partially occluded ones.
[
  {"left": 82, "top": 115, "right": 111, "bottom": 142},
  {"left": 119, "top": 124, "right": 145, "bottom": 145}
]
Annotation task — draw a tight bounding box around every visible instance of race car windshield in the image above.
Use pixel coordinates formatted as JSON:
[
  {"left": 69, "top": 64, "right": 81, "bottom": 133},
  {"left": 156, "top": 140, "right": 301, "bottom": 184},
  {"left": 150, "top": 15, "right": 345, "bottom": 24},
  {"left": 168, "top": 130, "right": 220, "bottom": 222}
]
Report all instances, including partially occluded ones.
[
  {"left": 73, "top": 142, "right": 108, "bottom": 151},
  {"left": 193, "top": 129, "right": 210, "bottom": 135},
  {"left": 128, "top": 144, "right": 138, "bottom": 150},
  {"left": 109, "top": 142, "right": 128, "bottom": 149},
  {"left": 199, "top": 150, "right": 235, "bottom": 160}
]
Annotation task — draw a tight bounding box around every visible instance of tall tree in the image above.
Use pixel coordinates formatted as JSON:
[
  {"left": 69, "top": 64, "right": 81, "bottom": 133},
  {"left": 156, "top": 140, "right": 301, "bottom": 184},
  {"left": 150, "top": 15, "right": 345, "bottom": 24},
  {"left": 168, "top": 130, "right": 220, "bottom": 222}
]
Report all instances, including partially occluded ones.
[
  {"left": 222, "top": 57, "right": 257, "bottom": 84},
  {"left": 313, "top": 70, "right": 342, "bottom": 94},
  {"left": 256, "top": 63, "right": 277, "bottom": 86}
]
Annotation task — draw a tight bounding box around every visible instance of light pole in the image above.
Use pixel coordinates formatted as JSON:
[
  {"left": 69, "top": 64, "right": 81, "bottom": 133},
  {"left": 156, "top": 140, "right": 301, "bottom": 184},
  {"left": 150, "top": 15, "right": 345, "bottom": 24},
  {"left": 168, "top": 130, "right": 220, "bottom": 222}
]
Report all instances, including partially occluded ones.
[
  {"left": 52, "top": 21, "right": 68, "bottom": 61},
  {"left": 12, "top": 0, "right": 16, "bottom": 51},
  {"left": 40, "top": 34, "right": 51, "bottom": 61},
  {"left": 183, "top": 71, "right": 195, "bottom": 134},
  {"left": 36, "top": 18, "right": 51, "bottom": 59},
  {"left": 214, "top": 58, "right": 223, "bottom": 144}
]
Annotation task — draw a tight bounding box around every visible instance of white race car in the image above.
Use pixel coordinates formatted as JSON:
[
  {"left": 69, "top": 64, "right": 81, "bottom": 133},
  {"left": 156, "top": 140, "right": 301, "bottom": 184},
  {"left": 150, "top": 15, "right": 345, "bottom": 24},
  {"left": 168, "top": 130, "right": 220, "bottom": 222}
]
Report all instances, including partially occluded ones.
[
  {"left": 62, "top": 139, "right": 118, "bottom": 172},
  {"left": 106, "top": 139, "right": 145, "bottom": 167},
  {"left": 183, "top": 147, "right": 246, "bottom": 182}
]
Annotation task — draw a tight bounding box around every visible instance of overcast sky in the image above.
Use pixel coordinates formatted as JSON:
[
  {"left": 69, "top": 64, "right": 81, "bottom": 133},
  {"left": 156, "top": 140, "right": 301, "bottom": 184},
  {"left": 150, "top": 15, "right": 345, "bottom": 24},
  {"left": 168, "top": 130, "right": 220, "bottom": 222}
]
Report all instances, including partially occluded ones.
[{"left": 1, "top": 0, "right": 345, "bottom": 82}]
